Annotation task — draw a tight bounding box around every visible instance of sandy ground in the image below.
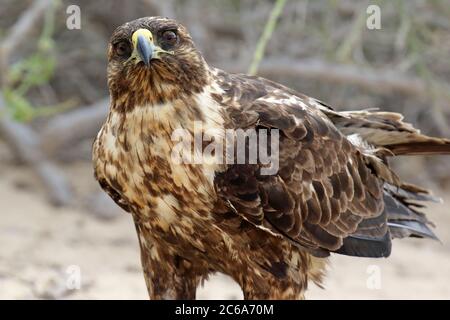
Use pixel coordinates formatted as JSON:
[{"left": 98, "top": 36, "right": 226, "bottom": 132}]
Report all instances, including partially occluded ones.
[{"left": 1, "top": 161, "right": 450, "bottom": 300}]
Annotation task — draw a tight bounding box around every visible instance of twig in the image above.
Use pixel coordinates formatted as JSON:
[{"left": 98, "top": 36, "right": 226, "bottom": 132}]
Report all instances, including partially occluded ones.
[
  {"left": 247, "top": 0, "right": 288, "bottom": 75},
  {"left": 335, "top": 3, "right": 366, "bottom": 62}
]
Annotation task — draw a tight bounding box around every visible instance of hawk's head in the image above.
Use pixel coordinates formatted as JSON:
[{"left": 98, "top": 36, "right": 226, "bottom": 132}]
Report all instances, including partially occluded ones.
[{"left": 107, "top": 17, "right": 210, "bottom": 109}]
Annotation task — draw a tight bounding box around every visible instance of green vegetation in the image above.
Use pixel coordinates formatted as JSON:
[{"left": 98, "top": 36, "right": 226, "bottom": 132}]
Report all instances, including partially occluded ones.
[
  {"left": 248, "top": 0, "right": 288, "bottom": 76},
  {"left": 2, "top": 0, "right": 72, "bottom": 122}
]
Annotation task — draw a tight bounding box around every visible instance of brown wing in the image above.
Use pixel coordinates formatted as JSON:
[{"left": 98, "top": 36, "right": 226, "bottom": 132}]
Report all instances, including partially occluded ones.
[{"left": 215, "top": 88, "right": 386, "bottom": 257}]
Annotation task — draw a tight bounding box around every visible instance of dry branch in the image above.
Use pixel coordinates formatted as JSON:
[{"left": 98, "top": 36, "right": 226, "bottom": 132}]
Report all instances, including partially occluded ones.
[
  {"left": 223, "top": 58, "right": 450, "bottom": 103},
  {"left": 0, "top": 94, "right": 72, "bottom": 206},
  {"left": 0, "top": 0, "right": 72, "bottom": 206},
  {"left": 40, "top": 98, "right": 109, "bottom": 156}
]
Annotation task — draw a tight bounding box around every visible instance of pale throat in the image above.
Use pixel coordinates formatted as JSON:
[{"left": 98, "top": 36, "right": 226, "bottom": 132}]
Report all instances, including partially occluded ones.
[
  {"left": 125, "top": 82, "right": 225, "bottom": 130},
  {"left": 104, "top": 80, "right": 226, "bottom": 187}
]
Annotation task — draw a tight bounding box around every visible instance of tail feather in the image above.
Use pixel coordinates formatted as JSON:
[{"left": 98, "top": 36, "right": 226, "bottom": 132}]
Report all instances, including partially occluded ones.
[
  {"left": 334, "top": 231, "right": 392, "bottom": 258},
  {"left": 386, "top": 141, "right": 450, "bottom": 156},
  {"left": 324, "top": 108, "right": 447, "bottom": 258},
  {"left": 325, "top": 109, "right": 450, "bottom": 156},
  {"left": 384, "top": 182, "right": 441, "bottom": 203},
  {"left": 333, "top": 184, "right": 440, "bottom": 258},
  {"left": 384, "top": 184, "right": 439, "bottom": 240},
  {"left": 382, "top": 192, "right": 429, "bottom": 224},
  {"left": 388, "top": 221, "right": 438, "bottom": 240}
]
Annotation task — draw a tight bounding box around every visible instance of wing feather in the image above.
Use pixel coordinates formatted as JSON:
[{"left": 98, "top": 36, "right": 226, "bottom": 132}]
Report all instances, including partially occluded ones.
[
  {"left": 213, "top": 71, "right": 444, "bottom": 257},
  {"left": 215, "top": 85, "right": 386, "bottom": 256}
]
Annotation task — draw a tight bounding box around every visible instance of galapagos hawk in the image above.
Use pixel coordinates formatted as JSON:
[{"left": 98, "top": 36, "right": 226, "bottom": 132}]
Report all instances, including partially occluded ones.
[{"left": 93, "top": 17, "right": 450, "bottom": 299}]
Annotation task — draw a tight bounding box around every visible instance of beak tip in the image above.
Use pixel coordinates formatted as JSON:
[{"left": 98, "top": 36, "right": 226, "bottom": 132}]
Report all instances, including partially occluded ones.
[{"left": 136, "top": 34, "right": 153, "bottom": 66}]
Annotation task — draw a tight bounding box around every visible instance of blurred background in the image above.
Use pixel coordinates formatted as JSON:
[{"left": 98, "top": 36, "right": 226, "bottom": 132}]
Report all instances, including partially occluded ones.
[{"left": 0, "top": 0, "right": 449, "bottom": 299}]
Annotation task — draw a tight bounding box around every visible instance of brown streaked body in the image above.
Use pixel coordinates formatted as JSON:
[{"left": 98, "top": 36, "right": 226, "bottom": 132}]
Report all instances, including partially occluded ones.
[{"left": 93, "top": 17, "right": 450, "bottom": 299}]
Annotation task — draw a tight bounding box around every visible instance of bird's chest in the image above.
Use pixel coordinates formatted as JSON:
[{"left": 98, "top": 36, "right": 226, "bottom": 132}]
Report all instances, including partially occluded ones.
[{"left": 94, "top": 105, "right": 222, "bottom": 239}]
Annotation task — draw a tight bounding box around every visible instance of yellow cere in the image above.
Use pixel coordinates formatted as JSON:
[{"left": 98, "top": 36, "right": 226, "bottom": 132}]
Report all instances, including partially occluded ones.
[
  {"left": 132, "top": 28, "right": 154, "bottom": 48},
  {"left": 129, "top": 28, "right": 174, "bottom": 62}
]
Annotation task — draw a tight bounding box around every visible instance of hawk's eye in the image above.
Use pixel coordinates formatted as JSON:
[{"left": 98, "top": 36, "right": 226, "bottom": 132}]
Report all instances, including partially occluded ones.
[
  {"left": 114, "top": 41, "right": 131, "bottom": 58},
  {"left": 161, "top": 30, "right": 177, "bottom": 47}
]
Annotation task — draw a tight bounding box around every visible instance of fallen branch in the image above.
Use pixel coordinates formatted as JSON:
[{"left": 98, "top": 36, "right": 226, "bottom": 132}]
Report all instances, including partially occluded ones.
[
  {"left": 0, "top": 94, "right": 72, "bottom": 206},
  {"left": 40, "top": 98, "right": 109, "bottom": 156},
  {"left": 222, "top": 58, "right": 450, "bottom": 104}
]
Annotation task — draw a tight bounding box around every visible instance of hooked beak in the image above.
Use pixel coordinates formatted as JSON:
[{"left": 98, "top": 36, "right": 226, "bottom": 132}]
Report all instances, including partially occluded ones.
[
  {"left": 132, "top": 29, "right": 155, "bottom": 66},
  {"left": 131, "top": 28, "right": 173, "bottom": 66},
  {"left": 136, "top": 34, "right": 153, "bottom": 66}
]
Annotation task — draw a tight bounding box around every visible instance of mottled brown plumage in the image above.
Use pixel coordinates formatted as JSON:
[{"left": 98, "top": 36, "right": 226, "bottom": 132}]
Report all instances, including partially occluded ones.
[{"left": 93, "top": 17, "right": 450, "bottom": 299}]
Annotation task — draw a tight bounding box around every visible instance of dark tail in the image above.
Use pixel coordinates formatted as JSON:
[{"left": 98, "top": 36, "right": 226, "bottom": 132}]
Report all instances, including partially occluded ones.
[
  {"left": 335, "top": 183, "right": 440, "bottom": 258},
  {"left": 327, "top": 109, "right": 448, "bottom": 258}
]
